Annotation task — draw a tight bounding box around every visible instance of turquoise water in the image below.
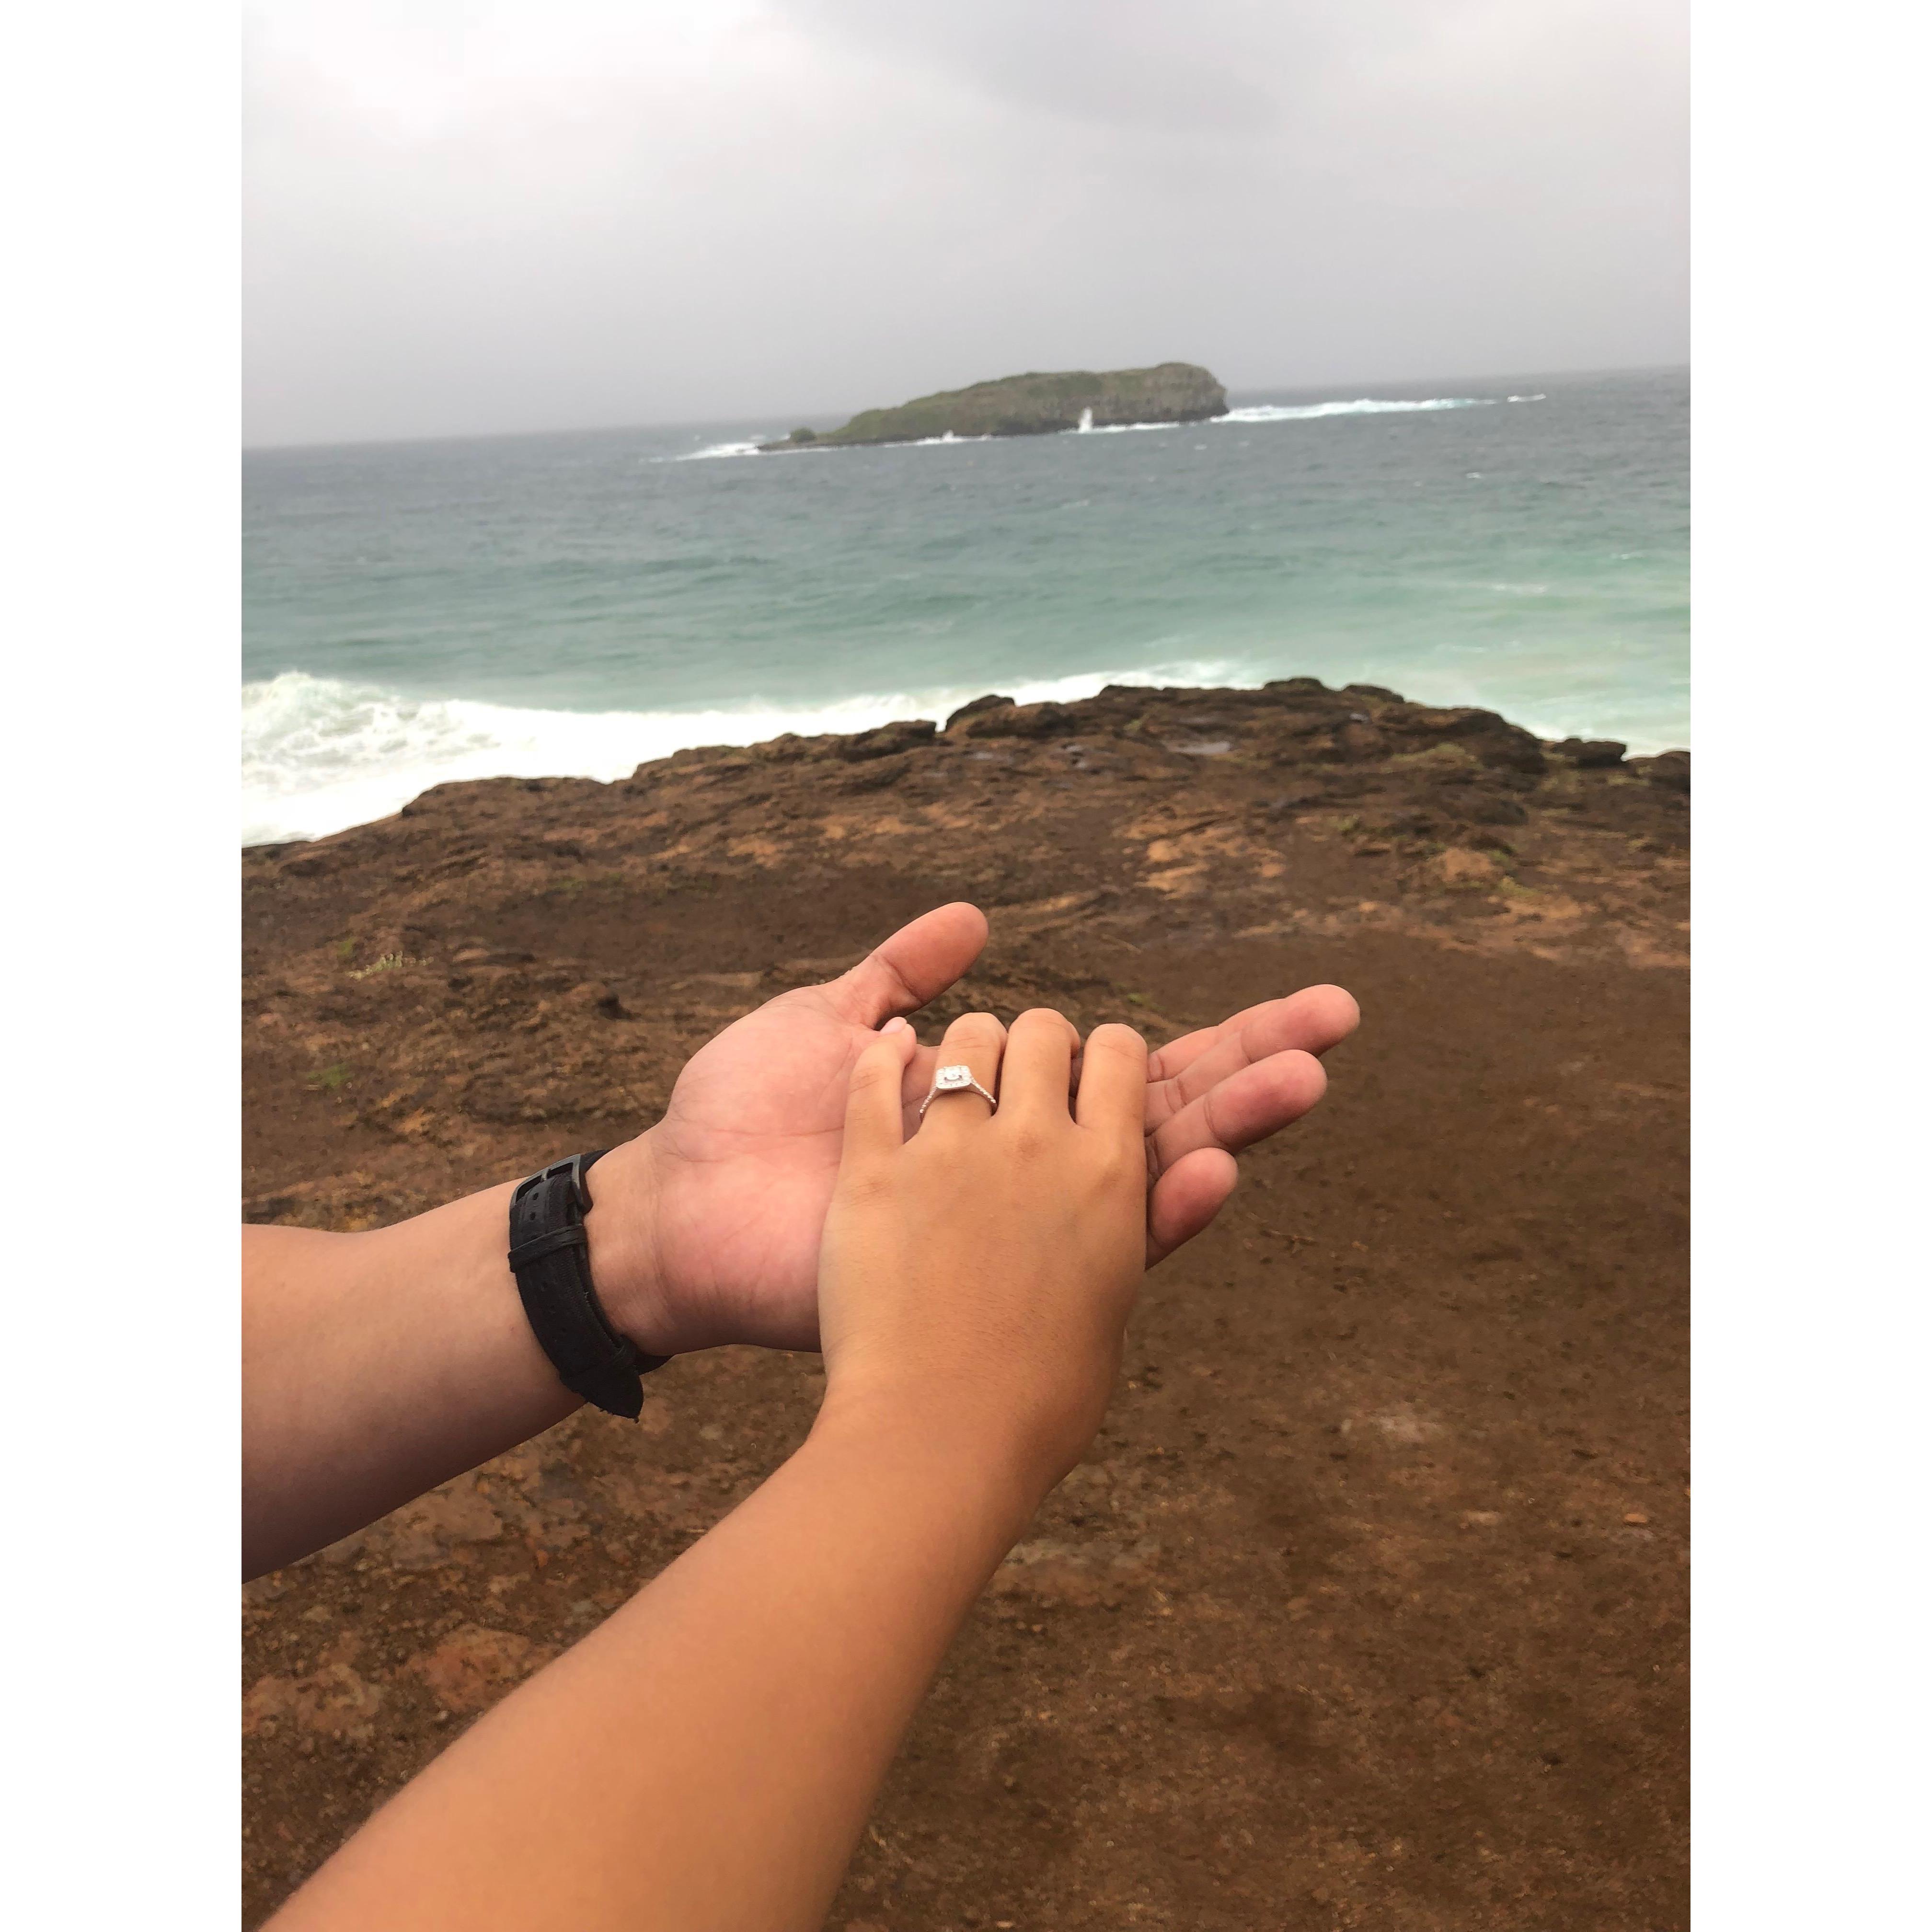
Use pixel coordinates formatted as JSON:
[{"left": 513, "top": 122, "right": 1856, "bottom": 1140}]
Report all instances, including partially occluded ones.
[{"left": 243, "top": 367, "right": 1686, "bottom": 843}]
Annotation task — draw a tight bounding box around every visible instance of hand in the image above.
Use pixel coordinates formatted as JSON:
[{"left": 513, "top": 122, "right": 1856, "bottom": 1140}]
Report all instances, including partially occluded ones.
[
  {"left": 817, "top": 1009, "right": 1149, "bottom": 1501},
  {"left": 1140, "top": 983, "right": 1359, "bottom": 1261},
  {"left": 275, "top": 1011, "right": 1153, "bottom": 1932},
  {"left": 586, "top": 903, "right": 1358, "bottom": 1356}
]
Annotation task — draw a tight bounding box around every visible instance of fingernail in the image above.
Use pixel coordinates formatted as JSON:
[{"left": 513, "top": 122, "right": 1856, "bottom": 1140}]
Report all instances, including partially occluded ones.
[{"left": 883, "top": 1015, "right": 909, "bottom": 1035}]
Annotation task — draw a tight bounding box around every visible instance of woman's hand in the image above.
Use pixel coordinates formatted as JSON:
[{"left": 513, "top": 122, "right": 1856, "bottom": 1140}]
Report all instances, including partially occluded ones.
[
  {"left": 273, "top": 1008, "right": 1158, "bottom": 1932},
  {"left": 245, "top": 909, "right": 1354, "bottom": 1576},
  {"left": 588, "top": 902, "right": 1356, "bottom": 1359},
  {"left": 816, "top": 1008, "right": 1150, "bottom": 1505}
]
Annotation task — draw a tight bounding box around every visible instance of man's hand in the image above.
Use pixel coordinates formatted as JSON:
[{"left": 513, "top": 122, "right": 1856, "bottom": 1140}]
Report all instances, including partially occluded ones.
[
  {"left": 242, "top": 903, "right": 1356, "bottom": 1574},
  {"left": 589, "top": 904, "right": 1358, "bottom": 1357}
]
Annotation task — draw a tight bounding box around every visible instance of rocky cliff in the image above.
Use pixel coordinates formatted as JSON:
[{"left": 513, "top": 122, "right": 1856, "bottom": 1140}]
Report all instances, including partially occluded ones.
[
  {"left": 766, "top": 362, "right": 1228, "bottom": 449},
  {"left": 243, "top": 677, "right": 1688, "bottom": 1930}
]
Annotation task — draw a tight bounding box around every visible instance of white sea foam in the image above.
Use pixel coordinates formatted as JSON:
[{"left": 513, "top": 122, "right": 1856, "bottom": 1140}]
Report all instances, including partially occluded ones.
[
  {"left": 1067, "top": 407, "right": 1188, "bottom": 437},
  {"left": 242, "top": 660, "right": 1242, "bottom": 846},
  {"left": 1217, "top": 397, "right": 1496, "bottom": 425},
  {"left": 668, "top": 438, "right": 767, "bottom": 461}
]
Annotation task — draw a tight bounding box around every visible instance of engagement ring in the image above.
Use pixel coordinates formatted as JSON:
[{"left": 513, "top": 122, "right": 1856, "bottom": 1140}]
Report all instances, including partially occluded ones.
[{"left": 918, "top": 1063, "right": 998, "bottom": 1116}]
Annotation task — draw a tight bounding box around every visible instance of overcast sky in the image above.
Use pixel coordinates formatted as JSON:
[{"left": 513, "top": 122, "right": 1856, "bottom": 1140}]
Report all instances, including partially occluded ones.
[{"left": 244, "top": 0, "right": 1686, "bottom": 447}]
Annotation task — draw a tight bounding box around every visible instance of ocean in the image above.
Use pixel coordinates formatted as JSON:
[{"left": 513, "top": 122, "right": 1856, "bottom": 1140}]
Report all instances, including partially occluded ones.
[{"left": 242, "top": 365, "right": 1687, "bottom": 846}]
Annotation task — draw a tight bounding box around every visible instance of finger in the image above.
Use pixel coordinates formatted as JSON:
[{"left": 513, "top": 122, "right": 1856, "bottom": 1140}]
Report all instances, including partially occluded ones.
[
  {"left": 1149, "top": 1048, "right": 1327, "bottom": 1176},
  {"left": 899, "top": 1042, "right": 940, "bottom": 1134},
  {"left": 1146, "top": 985, "right": 1359, "bottom": 1131},
  {"left": 1148, "top": 983, "right": 1359, "bottom": 1089},
  {"left": 999, "top": 1008, "right": 1080, "bottom": 1124},
  {"left": 824, "top": 902, "right": 989, "bottom": 1027},
  {"left": 1146, "top": 1147, "right": 1239, "bottom": 1266},
  {"left": 898, "top": 1040, "right": 943, "bottom": 1133},
  {"left": 900, "top": 1031, "right": 1070, "bottom": 1129},
  {"left": 1074, "top": 1022, "right": 1148, "bottom": 1148},
  {"left": 914, "top": 1011, "right": 1006, "bottom": 1141},
  {"left": 842, "top": 1018, "right": 918, "bottom": 1165},
  {"left": 898, "top": 1036, "right": 1039, "bottom": 1134}
]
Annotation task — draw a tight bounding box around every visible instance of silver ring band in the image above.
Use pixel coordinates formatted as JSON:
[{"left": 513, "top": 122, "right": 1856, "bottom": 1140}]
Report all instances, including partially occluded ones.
[{"left": 918, "top": 1062, "right": 998, "bottom": 1116}]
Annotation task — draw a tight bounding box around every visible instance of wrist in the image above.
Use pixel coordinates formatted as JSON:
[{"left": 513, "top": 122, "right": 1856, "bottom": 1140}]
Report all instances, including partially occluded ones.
[
  {"left": 809, "top": 1380, "right": 1067, "bottom": 1535},
  {"left": 581, "top": 1130, "right": 681, "bottom": 1357}
]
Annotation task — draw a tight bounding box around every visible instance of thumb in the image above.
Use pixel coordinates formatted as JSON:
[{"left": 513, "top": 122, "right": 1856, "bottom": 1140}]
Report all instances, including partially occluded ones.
[
  {"left": 824, "top": 902, "right": 988, "bottom": 1026},
  {"left": 842, "top": 1018, "right": 917, "bottom": 1166}
]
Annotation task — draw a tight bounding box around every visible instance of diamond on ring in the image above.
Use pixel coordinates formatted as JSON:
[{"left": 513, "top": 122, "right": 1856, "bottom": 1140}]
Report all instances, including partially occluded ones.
[{"left": 919, "top": 1062, "right": 998, "bottom": 1116}]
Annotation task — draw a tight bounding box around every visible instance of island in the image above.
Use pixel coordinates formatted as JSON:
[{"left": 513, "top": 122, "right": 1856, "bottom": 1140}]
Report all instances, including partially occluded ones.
[{"left": 762, "top": 362, "right": 1228, "bottom": 450}]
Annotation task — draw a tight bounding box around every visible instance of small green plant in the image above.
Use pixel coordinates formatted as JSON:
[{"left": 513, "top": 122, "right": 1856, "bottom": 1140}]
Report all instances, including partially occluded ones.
[
  {"left": 309, "top": 1062, "right": 353, "bottom": 1092},
  {"left": 334, "top": 937, "right": 356, "bottom": 964},
  {"left": 1334, "top": 814, "right": 1361, "bottom": 835},
  {"left": 1125, "top": 992, "right": 1149, "bottom": 1008}
]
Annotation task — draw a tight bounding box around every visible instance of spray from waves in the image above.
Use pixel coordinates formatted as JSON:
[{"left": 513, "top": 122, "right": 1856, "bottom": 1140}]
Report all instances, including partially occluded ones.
[
  {"left": 1075, "top": 419, "right": 1186, "bottom": 436},
  {"left": 1217, "top": 397, "right": 1497, "bottom": 425},
  {"left": 242, "top": 661, "right": 1245, "bottom": 846},
  {"left": 663, "top": 438, "right": 767, "bottom": 462},
  {"left": 1073, "top": 396, "right": 1516, "bottom": 431}
]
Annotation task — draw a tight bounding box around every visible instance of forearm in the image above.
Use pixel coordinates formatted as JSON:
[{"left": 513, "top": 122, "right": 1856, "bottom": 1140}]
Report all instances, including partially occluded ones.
[
  {"left": 271, "top": 1401, "right": 1038, "bottom": 1932},
  {"left": 242, "top": 1182, "right": 576, "bottom": 1576},
  {"left": 244, "top": 1136, "right": 678, "bottom": 1579}
]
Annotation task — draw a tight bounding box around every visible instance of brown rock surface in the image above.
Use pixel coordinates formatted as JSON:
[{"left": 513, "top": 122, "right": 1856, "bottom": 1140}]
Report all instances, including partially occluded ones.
[{"left": 243, "top": 678, "right": 1689, "bottom": 1928}]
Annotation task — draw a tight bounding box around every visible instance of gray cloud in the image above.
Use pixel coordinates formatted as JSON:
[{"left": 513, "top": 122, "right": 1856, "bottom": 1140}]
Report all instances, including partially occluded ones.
[
  {"left": 245, "top": 0, "right": 1685, "bottom": 446},
  {"left": 776, "top": 0, "right": 1289, "bottom": 132}
]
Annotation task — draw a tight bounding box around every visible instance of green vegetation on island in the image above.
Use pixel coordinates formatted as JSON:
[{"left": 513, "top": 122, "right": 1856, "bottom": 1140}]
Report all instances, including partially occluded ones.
[{"left": 763, "top": 362, "right": 1228, "bottom": 450}]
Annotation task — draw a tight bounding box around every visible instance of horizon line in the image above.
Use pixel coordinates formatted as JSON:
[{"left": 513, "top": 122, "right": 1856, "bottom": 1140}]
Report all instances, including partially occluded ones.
[{"left": 242, "top": 360, "right": 1687, "bottom": 457}]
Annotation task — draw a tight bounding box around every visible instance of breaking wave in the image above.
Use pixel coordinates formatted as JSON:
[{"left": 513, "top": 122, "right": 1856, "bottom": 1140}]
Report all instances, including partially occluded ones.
[
  {"left": 242, "top": 660, "right": 1243, "bottom": 845},
  {"left": 1218, "top": 397, "right": 1498, "bottom": 425},
  {"left": 666, "top": 438, "right": 766, "bottom": 461}
]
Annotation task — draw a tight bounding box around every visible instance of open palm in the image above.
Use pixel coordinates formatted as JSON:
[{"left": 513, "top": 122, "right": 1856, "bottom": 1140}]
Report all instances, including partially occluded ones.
[{"left": 610, "top": 903, "right": 1357, "bottom": 1355}]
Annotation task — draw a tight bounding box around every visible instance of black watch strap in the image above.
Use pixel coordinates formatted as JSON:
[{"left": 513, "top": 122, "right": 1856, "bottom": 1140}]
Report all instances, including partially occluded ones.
[{"left": 508, "top": 1150, "right": 668, "bottom": 1418}]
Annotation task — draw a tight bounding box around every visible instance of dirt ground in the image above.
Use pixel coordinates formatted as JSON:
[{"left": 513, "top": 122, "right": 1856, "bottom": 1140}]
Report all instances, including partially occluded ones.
[{"left": 243, "top": 681, "right": 1688, "bottom": 1929}]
